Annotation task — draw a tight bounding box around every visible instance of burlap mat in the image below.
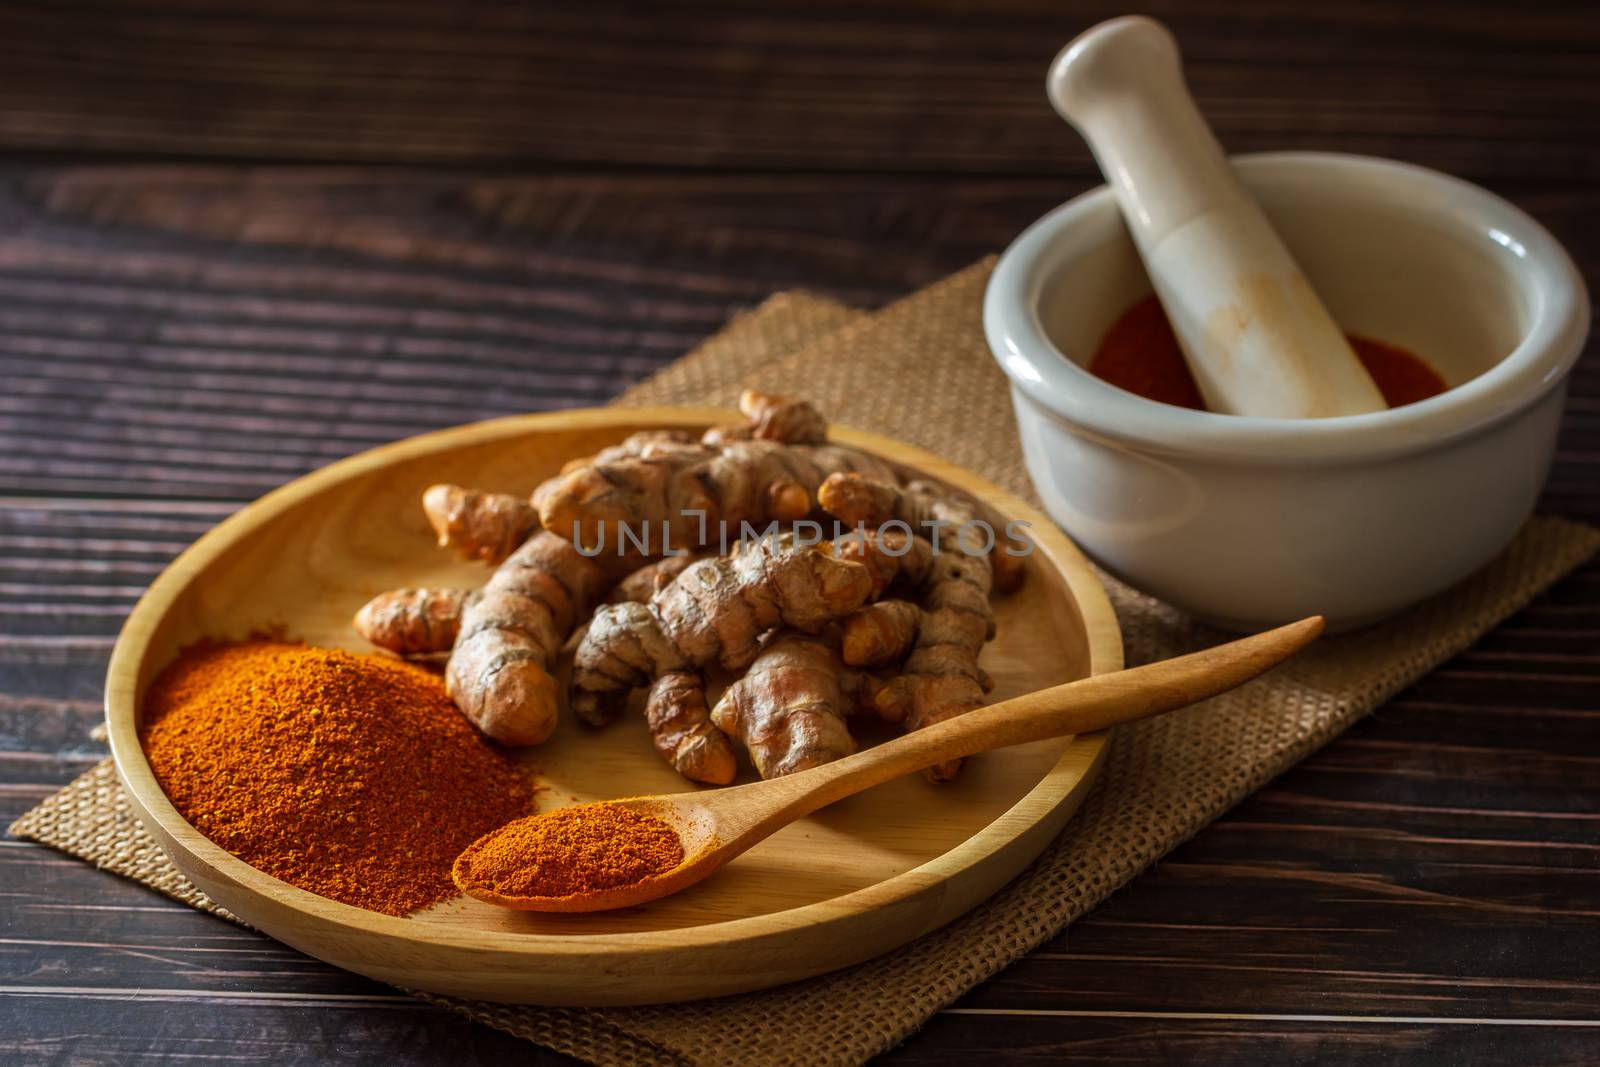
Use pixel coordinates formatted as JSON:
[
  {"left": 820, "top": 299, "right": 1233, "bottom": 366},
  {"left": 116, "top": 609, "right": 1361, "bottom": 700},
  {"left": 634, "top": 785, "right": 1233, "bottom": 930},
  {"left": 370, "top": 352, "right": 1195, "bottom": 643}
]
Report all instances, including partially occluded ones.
[{"left": 11, "top": 259, "right": 1599, "bottom": 1066}]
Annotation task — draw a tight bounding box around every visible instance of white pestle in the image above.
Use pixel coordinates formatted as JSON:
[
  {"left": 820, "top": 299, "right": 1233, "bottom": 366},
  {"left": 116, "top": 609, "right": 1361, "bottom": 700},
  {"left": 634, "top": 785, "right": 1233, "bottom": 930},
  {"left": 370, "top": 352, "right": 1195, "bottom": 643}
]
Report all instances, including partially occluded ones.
[{"left": 1048, "top": 16, "right": 1387, "bottom": 418}]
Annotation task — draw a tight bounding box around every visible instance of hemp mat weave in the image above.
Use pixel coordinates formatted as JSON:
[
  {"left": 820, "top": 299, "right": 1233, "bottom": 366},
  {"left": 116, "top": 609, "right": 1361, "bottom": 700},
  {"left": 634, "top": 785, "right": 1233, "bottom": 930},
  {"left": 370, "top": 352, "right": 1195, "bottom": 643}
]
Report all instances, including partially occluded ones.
[{"left": 11, "top": 259, "right": 1599, "bottom": 1067}]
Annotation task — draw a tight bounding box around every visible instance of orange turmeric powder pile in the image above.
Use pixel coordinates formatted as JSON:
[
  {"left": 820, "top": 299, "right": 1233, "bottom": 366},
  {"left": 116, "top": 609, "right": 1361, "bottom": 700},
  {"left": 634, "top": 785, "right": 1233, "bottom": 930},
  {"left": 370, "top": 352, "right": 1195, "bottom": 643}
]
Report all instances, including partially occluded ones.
[
  {"left": 140, "top": 640, "right": 534, "bottom": 916},
  {"left": 455, "top": 803, "right": 685, "bottom": 900}
]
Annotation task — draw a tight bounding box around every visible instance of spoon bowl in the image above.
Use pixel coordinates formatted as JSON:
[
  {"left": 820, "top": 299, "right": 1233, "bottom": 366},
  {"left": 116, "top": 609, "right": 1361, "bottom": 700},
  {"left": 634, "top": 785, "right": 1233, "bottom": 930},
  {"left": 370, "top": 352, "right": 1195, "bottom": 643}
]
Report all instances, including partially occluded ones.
[
  {"left": 455, "top": 615, "right": 1324, "bottom": 913},
  {"left": 451, "top": 795, "right": 726, "bottom": 913}
]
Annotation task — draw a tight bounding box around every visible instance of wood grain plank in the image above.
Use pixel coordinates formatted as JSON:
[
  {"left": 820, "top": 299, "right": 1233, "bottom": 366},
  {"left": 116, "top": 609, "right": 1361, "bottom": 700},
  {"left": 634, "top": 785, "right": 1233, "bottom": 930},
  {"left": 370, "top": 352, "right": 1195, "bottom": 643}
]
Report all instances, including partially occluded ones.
[
  {"left": 0, "top": 991, "right": 571, "bottom": 1065},
  {"left": 0, "top": 2, "right": 1594, "bottom": 179},
  {"left": 0, "top": 9, "right": 1596, "bottom": 1054},
  {"left": 0, "top": 168, "right": 1595, "bottom": 516},
  {"left": 889, "top": 1011, "right": 1600, "bottom": 1066},
  {"left": 927, "top": 676, "right": 1600, "bottom": 1058}
]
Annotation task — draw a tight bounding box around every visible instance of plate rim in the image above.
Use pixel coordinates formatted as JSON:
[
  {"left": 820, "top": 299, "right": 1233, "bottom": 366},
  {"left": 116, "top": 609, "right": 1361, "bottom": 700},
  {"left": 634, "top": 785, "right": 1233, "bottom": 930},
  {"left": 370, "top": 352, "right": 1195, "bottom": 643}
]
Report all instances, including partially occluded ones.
[{"left": 106, "top": 406, "right": 1123, "bottom": 959}]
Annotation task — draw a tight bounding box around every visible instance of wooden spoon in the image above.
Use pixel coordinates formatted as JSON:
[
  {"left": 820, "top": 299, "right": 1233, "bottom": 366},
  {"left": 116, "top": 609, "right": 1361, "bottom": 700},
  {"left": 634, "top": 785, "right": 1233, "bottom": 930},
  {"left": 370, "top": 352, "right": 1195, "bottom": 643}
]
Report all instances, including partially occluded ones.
[
  {"left": 1048, "top": 17, "right": 1385, "bottom": 418},
  {"left": 455, "top": 615, "right": 1323, "bottom": 913}
]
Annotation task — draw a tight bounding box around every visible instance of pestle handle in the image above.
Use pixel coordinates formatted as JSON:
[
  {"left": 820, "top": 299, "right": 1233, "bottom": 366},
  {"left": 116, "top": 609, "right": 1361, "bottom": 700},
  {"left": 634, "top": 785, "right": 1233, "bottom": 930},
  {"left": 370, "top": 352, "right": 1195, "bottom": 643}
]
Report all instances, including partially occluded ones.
[{"left": 1048, "top": 17, "right": 1386, "bottom": 418}]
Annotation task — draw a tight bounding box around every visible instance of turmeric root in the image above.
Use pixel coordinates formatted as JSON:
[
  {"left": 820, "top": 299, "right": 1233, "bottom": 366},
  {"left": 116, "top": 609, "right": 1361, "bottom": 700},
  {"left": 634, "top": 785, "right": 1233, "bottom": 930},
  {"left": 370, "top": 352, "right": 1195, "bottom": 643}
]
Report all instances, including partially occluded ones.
[
  {"left": 703, "top": 389, "right": 828, "bottom": 447},
  {"left": 643, "top": 670, "right": 737, "bottom": 785},
  {"left": 539, "top": 417, "right": 895, "bottom": 555},
  {"left": 711, "top": 635, "right": 862, "bottom": 779},
  {"left": 422, "top": 484, "right": 541, "bottom": 566},
  {"left": 820, "top": 475, "right": 1001, "bottom": 781},
  {"left": 829, "top": 527, "right": 933, "bottom": 599},
  {"left": 606, "top": 553, "right": 702, "bottom": 605},
  {"left": 842, "top": 601, "right": 997, "bottom": 702},
  {"left": 868, "top": 550, "right": 995, "bottom": 781},
  {"left": 445, "top": 530, "right": 611, "bottom": 746},
  {"left": 559, "top": 429, "right": 700, "bottom": 475},
  {"left": 353, "top": 587, "right": 477, "bottom": 656},
  {"left": 353, "top": 554, "right": 685, "bottom": 659},
  {"left": 571, "top": 534, "right": 875, "bottom": 779},
  {"left": 819, "top": 472, "right": 1027, "bottom": 594},
  {"left": 840, "top": 598, "right": 920, "bottom": 667},
  {"left": 815, "top": 471, "right": 899, "bottom": 530},
  {"left": 422, "top": 431, "right": 703, "bottom": 565},
  {"left": 739, "top": 389, "right": 829, "bottom": 444}
]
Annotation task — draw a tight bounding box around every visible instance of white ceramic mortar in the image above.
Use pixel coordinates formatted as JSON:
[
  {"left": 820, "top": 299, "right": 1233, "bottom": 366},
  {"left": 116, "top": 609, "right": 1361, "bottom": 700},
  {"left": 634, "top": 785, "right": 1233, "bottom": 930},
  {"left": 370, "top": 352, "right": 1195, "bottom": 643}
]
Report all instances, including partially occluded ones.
[{"left": 985, "top": 152, "right": 1589, "bottom": 631}]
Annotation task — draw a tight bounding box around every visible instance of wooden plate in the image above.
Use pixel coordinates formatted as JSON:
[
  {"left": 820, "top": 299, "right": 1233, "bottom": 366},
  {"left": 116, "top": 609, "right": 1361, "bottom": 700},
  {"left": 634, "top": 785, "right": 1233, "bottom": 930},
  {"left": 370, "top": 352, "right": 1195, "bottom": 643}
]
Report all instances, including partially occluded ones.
[{"left": 105, "top": 407, "right": 1122, "bottom": 1006}]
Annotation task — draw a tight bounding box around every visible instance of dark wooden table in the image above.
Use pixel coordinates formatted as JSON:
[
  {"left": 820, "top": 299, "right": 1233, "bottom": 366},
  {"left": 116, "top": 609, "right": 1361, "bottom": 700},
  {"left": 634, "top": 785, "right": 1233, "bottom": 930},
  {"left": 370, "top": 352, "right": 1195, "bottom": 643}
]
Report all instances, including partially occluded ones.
[{"left": 2, "top": 3, "right": 1596, "bottom": 1064}]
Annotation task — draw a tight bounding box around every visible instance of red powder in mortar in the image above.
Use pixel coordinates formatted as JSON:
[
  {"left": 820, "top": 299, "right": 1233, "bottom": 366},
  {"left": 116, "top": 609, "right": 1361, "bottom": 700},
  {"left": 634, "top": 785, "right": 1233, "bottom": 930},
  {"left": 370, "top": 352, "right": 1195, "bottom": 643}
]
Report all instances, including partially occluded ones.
[{"left": 1089, "top": 294, "right": 1448, "bottom": 411}]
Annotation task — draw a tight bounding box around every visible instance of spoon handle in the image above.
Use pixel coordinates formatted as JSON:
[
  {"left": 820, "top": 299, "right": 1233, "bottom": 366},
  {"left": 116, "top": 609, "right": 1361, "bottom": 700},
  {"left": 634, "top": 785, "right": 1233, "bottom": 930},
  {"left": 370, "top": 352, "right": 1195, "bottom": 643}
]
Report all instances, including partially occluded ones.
[{"left": 776, "top": 615, "right": 1323, "bottom": 819}]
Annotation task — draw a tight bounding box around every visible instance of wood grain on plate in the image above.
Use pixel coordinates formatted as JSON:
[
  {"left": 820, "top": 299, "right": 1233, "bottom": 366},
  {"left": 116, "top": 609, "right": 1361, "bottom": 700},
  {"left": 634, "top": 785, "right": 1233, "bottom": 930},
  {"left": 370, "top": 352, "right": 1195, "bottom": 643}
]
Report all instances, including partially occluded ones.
[
  {"left": 2, "top": 1, "right": 1597, "bottom": 1061},
  {"left": 102, "top": 408, "right": 1118, "bottom": 1005}
]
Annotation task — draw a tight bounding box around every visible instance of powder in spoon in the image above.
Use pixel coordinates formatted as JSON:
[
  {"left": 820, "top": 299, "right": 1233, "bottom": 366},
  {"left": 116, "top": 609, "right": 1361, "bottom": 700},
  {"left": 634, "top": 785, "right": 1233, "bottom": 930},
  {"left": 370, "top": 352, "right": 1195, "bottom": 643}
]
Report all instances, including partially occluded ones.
[{"left": 456, "top": 803, "right": 685, "bottom": 899}]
